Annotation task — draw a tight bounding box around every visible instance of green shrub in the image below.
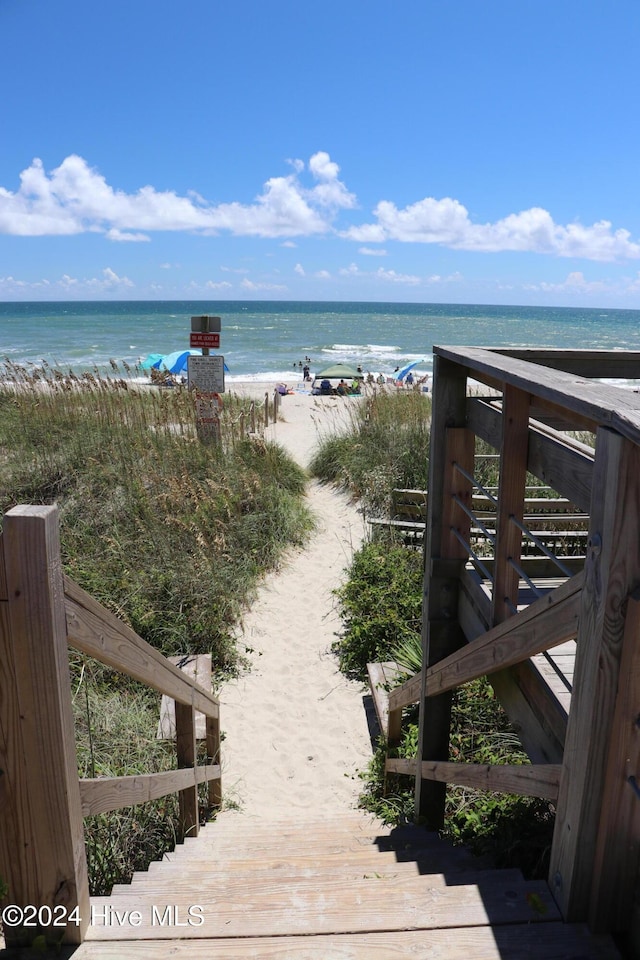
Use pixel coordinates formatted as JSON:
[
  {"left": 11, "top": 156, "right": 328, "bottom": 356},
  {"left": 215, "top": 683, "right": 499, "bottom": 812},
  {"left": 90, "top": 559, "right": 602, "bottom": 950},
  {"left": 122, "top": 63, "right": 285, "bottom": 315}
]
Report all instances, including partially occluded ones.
[{"left": 332, "top": 541, "right": 423, "bottom": 680}]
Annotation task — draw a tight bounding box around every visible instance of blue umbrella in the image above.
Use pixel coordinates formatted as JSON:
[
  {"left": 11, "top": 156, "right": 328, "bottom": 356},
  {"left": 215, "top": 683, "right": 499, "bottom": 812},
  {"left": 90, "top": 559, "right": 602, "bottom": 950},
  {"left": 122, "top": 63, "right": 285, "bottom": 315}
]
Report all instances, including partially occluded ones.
[
  {"left": 396, "top": 360, "right": 422, "bottom": 381},
  {"left": 150, "top": 349, "right": 230, "bottom": 374},
  {"left": 154, "top": 349, "right": 198, "bottom": 373},
  {"left": 140, "top": 352, "right": 164, "bottom": 370}
]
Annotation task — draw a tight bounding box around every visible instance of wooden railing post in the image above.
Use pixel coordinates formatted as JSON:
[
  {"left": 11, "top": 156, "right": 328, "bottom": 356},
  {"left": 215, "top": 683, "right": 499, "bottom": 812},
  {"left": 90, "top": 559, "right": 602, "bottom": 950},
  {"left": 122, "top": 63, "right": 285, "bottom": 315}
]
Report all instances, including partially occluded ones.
[
  {"left": 206, "top": 713, "right": 222, "bottom": 808},
  {"left": 492, "top": 385, "right": 530, "bottom": 624},
  {"left": 0, "top": 506, "right": 89, "bottom": 945},
  {"left": 175, "top": 702, "right": 198, "bottom": 839},
  {"left": 415, "top": 357, "right": 473, "bottom": 825},
  {"left": 549, "top": 428, "right": 640, "bottom": 926}
]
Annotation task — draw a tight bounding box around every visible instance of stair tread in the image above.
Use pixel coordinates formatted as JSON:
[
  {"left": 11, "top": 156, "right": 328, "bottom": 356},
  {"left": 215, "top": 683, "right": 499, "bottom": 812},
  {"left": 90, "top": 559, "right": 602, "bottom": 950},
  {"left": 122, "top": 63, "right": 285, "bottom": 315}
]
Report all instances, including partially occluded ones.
[
  {"left": 73, "top": 922, "right": 622, "bottom": 959},
  {"left": 89, "top": 875, "right": 559, "bottom": 939},
  {"left": 134, "top": 847, "right": 493, "bottom": 881},
  {"left": 115, "top": 867, "right": 525, "bottom": 895}
]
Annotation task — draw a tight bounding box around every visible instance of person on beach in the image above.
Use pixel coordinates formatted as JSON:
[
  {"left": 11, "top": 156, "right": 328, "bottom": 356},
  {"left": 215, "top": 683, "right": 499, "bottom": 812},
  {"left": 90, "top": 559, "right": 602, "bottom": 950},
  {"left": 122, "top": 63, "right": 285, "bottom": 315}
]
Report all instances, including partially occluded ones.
[
  {"left": 303, "top": 364, "right": 310, "bottom": 381},
  {"left": 336, "top": 379, "right": 348, "bottom": 396}
]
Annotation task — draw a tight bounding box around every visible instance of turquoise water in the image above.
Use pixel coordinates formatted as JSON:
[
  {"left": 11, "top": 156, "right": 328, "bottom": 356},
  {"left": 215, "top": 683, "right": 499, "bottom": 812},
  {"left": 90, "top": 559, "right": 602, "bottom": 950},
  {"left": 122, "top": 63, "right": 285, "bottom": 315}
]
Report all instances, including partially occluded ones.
[{"left": 2, "top": 300, "right": 640, "bottom": 383}]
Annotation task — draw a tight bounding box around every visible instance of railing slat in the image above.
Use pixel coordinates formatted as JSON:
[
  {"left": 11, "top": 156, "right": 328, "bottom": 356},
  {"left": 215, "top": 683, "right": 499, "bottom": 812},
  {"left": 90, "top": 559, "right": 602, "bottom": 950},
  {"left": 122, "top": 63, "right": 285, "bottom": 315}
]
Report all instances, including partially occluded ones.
[
  {"left": 387, "top": 759, "right": 562, "bottom": 801},
  {"left": 79, "top": 764, "right": 221, "bottom": 816},
  {"left": 388, "top": 571, "right": 583, "bottom": 713}
]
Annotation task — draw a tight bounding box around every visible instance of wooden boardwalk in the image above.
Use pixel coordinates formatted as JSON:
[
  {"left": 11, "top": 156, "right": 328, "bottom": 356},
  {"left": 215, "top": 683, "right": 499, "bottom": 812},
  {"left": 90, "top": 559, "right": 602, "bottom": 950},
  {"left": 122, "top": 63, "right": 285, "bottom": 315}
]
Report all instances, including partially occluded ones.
[{"left": 72, "top": 813, "right": 619, "bottom": 959}]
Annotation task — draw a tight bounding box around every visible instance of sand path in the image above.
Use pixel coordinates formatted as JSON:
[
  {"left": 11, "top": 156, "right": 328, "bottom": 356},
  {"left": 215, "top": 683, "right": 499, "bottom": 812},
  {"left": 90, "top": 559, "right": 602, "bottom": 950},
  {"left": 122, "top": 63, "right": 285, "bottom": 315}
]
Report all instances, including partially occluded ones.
[{"left": 216, "top": 392, "right": 374, "bottom": 820}]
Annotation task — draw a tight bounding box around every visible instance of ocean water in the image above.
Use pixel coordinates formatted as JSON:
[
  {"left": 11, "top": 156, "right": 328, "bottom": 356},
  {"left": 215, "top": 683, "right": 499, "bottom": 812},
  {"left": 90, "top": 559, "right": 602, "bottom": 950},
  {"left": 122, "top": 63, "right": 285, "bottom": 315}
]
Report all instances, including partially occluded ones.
[{"left": 2, "top": 300, "right": 640, "bottom": 385}]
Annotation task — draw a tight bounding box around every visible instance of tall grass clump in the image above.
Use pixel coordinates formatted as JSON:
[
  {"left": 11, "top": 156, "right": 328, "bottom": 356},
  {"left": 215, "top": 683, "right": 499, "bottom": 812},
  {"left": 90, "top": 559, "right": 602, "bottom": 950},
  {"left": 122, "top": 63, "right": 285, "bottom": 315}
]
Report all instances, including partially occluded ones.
[
  {"left": 310, "top": 388, "right": 431, "bottom": 517},
  {"left": 0, "top": 362, "right": 314, "bottom": 892},
  {"left": 0, "top": 364, "right": 312, "bottom": 671}
]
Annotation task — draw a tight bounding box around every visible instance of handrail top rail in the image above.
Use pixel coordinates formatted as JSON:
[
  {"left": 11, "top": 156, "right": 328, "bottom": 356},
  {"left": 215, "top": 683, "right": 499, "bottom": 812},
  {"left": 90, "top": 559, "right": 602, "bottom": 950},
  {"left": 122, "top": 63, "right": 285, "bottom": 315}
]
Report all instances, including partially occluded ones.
[
  {"left": 434, "top": 345, "right": 640, "bottom": 446},
  {"left": 64, "top": 572, "right": 219, "bottom": 716}
]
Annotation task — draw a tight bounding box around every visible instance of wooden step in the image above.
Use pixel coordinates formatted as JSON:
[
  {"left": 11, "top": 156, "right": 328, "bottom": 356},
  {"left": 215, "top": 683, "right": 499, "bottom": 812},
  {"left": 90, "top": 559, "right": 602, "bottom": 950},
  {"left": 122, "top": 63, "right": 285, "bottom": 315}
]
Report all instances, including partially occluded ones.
[
  {"left": 114, "top": 867, "right": 525, "bottom": 897},
  {"left": 135, "top": 846, "right": 492, "bottom": 882},
  {"left": 167, "top": 820, "right": 448, "bottom": 860},
  {"left": 73, "top": 923, "right": 622, "bottom": 959},
  {"left": 87, "top": 874, "right": 559, "bottom": 940},
  {"left": 74, "top": 814, "right": 622, "bottom": 958}
]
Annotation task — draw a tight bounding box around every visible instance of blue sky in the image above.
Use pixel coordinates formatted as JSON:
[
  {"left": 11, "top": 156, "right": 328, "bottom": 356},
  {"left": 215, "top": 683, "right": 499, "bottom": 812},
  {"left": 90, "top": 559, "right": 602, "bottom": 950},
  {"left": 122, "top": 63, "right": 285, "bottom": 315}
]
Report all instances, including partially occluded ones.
[{"left": 1, "top": 0, "right": 640, "bottom": 307}]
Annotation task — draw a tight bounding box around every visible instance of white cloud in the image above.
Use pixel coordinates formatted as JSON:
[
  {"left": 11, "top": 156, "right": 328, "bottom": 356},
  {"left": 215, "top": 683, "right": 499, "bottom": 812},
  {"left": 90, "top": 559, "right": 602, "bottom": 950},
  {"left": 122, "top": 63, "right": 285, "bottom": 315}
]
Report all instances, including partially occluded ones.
[
  {"left": 0, "top": 153, "right": 355, "bottom": 240},
  {"left": 205, "top": 280, "right": 233, "bottom": 290},
  {"left": 240, "top": 278, "right": 288, "bottom": 291},
  {"left": 374, "top": 267, "right": 421, "bottom": 285},
  {"left": 307, "top": 151, "right": 357, "bottom": 210},
  {"left": 0, "top": 267, "right": 133, "bottom": 296},
  {"left": 106, "top": 228, "right": 150, "bottom": 242},
  {"left": 526, "top": 270, "right": 607, "bottom": 295},
  {"left": 346, "top": 197, "right": 640, "bottom": 262},
  {"left": 315, "top": 270, "right": 331, "bottom": 279},
  {"left": 2, "top": 151, "right": 639, "bottom": 266},
  {"left": 337, "top": 262, "right": 419, "bottom": 285},
  {"left": 294, "top": 263, "right": 305, "bottom": 276}
]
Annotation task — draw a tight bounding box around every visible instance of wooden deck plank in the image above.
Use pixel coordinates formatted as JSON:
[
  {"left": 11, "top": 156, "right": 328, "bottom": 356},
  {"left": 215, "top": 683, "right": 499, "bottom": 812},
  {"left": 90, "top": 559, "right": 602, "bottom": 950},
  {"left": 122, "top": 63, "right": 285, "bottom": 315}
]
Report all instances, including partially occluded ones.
[
  {"left": 86, "top": 877, "right": 559, "bottom": 939},
  {"left": 71, "top": 924, "right": 622, "bottom": 959},
  {"left": 114, "top": 867, "right": 525, "bottom": 897},
  {"left": 134, "top": 848, "right": 493, "bottom": 881}
]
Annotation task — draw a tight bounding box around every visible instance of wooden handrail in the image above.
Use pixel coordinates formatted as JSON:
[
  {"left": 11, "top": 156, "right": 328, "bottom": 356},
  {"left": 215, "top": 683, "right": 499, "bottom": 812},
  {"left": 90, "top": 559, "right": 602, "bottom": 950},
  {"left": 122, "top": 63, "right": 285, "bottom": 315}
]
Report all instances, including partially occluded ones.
[
  {"left": 396, "top": 346, "right": 640, "bottom": 939},
  {"left": 64, "top": 576, "right": 219, "bottom": 716},
  {"left": 0, "top": 504, "right": 222, "bottom": 947}
]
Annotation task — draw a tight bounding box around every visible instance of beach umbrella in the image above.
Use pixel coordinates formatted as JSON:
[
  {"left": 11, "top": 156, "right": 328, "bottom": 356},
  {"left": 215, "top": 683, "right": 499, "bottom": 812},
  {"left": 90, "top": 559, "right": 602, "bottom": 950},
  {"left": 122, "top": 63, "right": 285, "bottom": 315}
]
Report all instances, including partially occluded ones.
[
  {"left": 395, "top": 360, "right": 422, "bottom": 381},
  {"left": 154, "top": 349, "right": 197, "bottom": 373},
  {"left": 149, "top": 349, "right": 230, "bottom": 374},
  {"left": 140, "top": 353, "right": 164, "bottom": 370},
  {"left": 314, "top": 362, "right": 363, "bottom": 380}
]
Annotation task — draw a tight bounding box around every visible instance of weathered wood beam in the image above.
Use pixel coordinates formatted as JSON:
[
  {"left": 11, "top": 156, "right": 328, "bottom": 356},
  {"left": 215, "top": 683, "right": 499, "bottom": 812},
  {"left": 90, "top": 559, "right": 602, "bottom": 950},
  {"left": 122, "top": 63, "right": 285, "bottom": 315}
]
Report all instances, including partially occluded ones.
[
  {"left": 467, "top": 396, "right": 594, "bottom": 511},
  {"left": 389, "top": 572, "right": 582, "bottom": 713},
  {"left": 0, "top": 506, "right": 89, "bottom": 945},
  {"left": 492, "top": 386, "right": 530, "bottom": 623},
  {"left": 550, "top": 428, "right": 640, "bottom": 922},
  {"left": 176, "top": 701, "right": 198, "bottom": 839},
  {"left": 589, "top": 590, "right": 640, "bottom": 932},
  {"left": 437, "top": 345, "right": 640, "bottom": 448},
  {"left": 79, "top": 764, "right": 221, "bottom": 816},
  {"left": 493, "top": 348, "right": 640, "bottom": 380},
  {"left": 415, "top": 357, "right": 470, "bottom": 826},
  {"left": 64, "top": 576, "right": 219, "bottom": 718},
  {"left": 388, "top": 758, "right": 561, "bottom": 800}
]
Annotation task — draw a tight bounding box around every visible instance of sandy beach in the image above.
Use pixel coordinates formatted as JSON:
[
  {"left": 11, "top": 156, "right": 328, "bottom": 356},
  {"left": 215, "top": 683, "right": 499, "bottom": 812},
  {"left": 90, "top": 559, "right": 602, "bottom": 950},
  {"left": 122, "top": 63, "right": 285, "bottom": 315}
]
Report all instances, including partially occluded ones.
[{"left": 215, "top": 382, "right": 376, "bottom": 821}]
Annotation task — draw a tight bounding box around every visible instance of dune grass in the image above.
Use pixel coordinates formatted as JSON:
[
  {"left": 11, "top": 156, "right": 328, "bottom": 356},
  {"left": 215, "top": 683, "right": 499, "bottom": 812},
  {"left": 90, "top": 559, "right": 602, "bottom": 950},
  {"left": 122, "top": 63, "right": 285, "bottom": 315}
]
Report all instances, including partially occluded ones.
[
  {"left": 0, "top": 362, "right": 314, "bottom": 894},
  {"left": 309, "top": 387, "right": 431, "bottom": 517}
]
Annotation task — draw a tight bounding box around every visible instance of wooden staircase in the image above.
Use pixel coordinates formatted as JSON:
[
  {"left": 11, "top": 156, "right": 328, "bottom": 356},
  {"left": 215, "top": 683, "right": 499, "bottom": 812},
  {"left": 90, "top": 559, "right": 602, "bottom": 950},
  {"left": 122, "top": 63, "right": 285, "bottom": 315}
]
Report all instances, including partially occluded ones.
[{"left": 73, "top": 812, "right": 620, "bottom": 958}]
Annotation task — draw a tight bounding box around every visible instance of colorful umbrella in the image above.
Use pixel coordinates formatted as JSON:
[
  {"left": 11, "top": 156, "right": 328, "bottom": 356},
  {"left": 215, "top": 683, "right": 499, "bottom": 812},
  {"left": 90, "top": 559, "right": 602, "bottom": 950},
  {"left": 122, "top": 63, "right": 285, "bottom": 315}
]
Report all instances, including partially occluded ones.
[{"left": 396, "top": 360, "right": 422, "bottom": 381}]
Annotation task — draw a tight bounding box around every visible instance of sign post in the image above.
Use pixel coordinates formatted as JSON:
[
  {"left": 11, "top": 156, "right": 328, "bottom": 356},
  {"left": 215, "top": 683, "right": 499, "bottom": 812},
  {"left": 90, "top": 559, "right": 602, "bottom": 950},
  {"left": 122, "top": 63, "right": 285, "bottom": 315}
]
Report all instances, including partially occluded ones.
[{"left": 189, "top": 316, "right": 224, "bottom": 443}]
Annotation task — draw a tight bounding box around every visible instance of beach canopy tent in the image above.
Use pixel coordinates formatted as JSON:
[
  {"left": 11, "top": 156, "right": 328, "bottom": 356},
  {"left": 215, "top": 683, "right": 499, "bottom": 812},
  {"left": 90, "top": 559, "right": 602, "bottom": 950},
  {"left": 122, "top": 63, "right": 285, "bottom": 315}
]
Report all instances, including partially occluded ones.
[
  {"left": 314, "top": 362, "right": 363, "bottom": 380},
  {"left": 141, "top": 350, "right": 229, "bottom": 374},
  {"left": 395, "top": 360, "right": 423, "bottom": 381}
]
